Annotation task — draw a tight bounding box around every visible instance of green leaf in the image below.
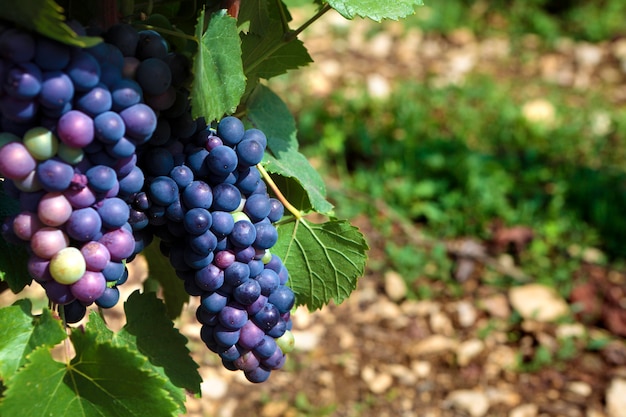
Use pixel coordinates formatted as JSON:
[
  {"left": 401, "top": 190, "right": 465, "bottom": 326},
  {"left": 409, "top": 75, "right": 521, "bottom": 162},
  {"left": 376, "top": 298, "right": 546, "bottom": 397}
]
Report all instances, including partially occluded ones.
[
  {"left": 0, "top": 330, "right": 179, "bottom": 417},
  {"left": 0, "top": 0, "right": 101, "bottom": 47},
  {"left": 0, "top": 300, "right": 66, "bottom": 382},
  {"left": 238, "top": 0, "right": 271, "bottom": 35},
  {"left": 142, "top": 240, "right": 189, "bottom": 319},
  {"left": 0, "top": 184, "right": 31, "bottom": 293},
  {"left": 241, "top": 25, "right": 312, "bottom": 80},
  {"left": 120, "top": 291, "right": 201, "bottom": 395},
  {"left": 273, "top": 218, "right": 368, "bottom": 310},
  {"left": 84, "top": 313, "right": 186, "bottom": 414},
  {"left": 246, "top": 85, "right": 333, "bottom": 214},
  {"left": 191, "top": 9, "right": 246, "bottom": 122},
  {"left": 327, "top": 0, "right": 423, "bottom": 21}
]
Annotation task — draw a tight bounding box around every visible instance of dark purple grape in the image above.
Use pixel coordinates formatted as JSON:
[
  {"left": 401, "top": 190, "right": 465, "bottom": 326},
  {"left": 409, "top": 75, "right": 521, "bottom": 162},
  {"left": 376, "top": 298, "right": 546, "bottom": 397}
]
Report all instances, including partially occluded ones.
[
  {"left": 210, "top": 211, "right": 234, "bottom": 238},
  {"left": 230, "top": 220, "right": 257, "bottom": 248},
  {"left": 148, "top": 176, "right": 179, "bottom": 206},
  {"left": 236, "top": 139, "right": 264, "bottom": 167},
  {"left": 61, "top": 299, "right": 86, "bottom": 323},
  {"left": 242, "top": 128, "right": 267, "bottom": 149},
  {"left": 195, "top": 264, "right": 224, "bottom": 292},
  {"left": 95, "top": 286, "right": 120, "bottom": 308},
  {"left": 244, "top": 366, "right": 271, "bottom": 383},
  {"left": 214, "top": 250, "right": 235, "bottom": 269},
  {"left": 94, "top": 111, "right": 125, "bottom": 143},
  {"left": 86, "top": 165, "right": 117, "bottom": 193},
  {"left": 110, "top": 79, "right": 142, "bottom": 111},
  {"left": 211, "top": 183, "right": 241, "bottom": 212},
  {"left": 4, "top": 62, "right": 42, "bottom": 99},
  {"left": 255, "top": 269, "right": 280, "bottom": 296},
  {"left": 233, "top": 279, "right": 261, "bottom": 305},
  {"left": 66, "top": 207, "right": 102, "bottom": 242},
  {"left": 254, "top": 335, "right": 278, "bottom": 359},
  {"left": 119, "top": 103, "right": 157, "bottom": 143},
  {"left": 102, "top": 260, "right": 125, "bottom": 282},
  {"left": 183, "top": 250, "right": 213, "bottom": 270},
  {"left": 213, "top": 324, "right": 240, "bottom": 347},
  {"left": 0, "top": 96, "right": 38, "bottom": 123},
  {"left": 96, "top": 197, "right": 130, "bottom": 228},
  {"left": 206, "top": 145, "right": 238, "bottom": 176},
  {"left": 182, "top": 180, "right": 212, "bottom": 209},
  {"left": 244, "top": 193, "right": 271, "bottom": 222},
  {"left": 268, "top": 285, "right": 295, "bottom": 314},
  {"left": 136, "top": 57, "right": 172, "bottom": 95},
  {"left": 66, "top": 50, "right": 101, "bottom": 91},
  {"left": 217, "top": 116, "right": 245, "bottom": 146},
  {"left": 201, "top": 291, "right": 228, "bottom": 313},
  {"left": 136, "top": 30, "right": 168, "bottom": 60},
  {"left": 253, "top": 222, "right": 278, "bottom": 250},
  {"left": 224, "top": 261, "right": 250, "bottom": 288},
  {"left": 188, "top": 229, "right": 217, "bottom": 255},
  {"left": 233, "top": 350, "right": 260, "bottom": 372},
  {"left": 104, "top": 24, "right": 139, "bottom": 57},
  {"left": 34, "top": 37, "right": 71, "bottom": 70},
  {"left": 218, "top": 303, "right": 248, "bottom": 330},
  {"left": 142, "top": 147, "right": 174, "bottom": 176},
  {"left": 235, "top": 167, "right": 261, "bottom": 195},
  {"left": 268, "top": 198, "right": 284, "bottom": 223},
  {"left": 75, "top": 84, "right": 112, "bottom": 116},
  {"left": 40, "top": 71, "right": 74, "bottom": 109},
  {"left": 36, "top": 159, "right": 74, "bottom": 192},
  {"left": 118, "top": 165, "right": 145, "bottom": 197},
  {"left": 169, "top": 165, "right": 193, "bottom": 188},
  {"left": 0, "top": 28, "right": 35, "bottom": 63}
]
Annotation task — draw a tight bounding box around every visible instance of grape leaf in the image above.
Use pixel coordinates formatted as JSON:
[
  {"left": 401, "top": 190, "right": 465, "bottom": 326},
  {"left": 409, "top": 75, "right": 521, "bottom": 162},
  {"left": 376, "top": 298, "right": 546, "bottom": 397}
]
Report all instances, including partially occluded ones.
[
  {"left": 191, "top": 9, "right": 246, "bottom": 122},
  {"left": 246, "top": 85, "right": 333, "bottom": 214},
  {"left": 120, "top": 291, "right": 201, "bottom": 395},
  {"left": 142, "top": 240, "right": 190, "bottom": 319},
  {"left": 327, "top": 0, "right": 423, "bottom": 21},
  {"left": 237, "top": 0, "right": 270, "bottom": 35},
  {"left": 0, "top": 329, "right": 179, "bottom": 417},
  {"left": 273, "top": 218, "right": 368, "bottom": 310},
  {"left": 0, "top": 0, "right": 101, "bottom": 47},
  {"left": 0, "top": 184, "right": 31, "bottom": 293},
  {"left": 0, "top": 300, "right": 66, "bottom": 382}
]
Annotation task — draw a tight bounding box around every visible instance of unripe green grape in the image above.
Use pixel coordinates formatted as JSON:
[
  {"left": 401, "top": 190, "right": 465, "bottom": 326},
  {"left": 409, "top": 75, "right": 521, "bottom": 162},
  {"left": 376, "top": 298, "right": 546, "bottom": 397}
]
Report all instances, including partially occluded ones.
[
  {"left": 276, "top": 329, "right": 295, "bottom": 353},
  {"left": 50, "top": 247, "right": 87, "bottom": 284},
  {"left": 23, "top": 127, "right": 58, "bottom": 160},
  {"left": 57, "top": 142, "right": 84, "bottom": 164},
  {"left": 261, "top": 250, "right": 272, "bottom": 264},
  {"left": 231, "top": 211, "right": 251, "bottom": 223}
]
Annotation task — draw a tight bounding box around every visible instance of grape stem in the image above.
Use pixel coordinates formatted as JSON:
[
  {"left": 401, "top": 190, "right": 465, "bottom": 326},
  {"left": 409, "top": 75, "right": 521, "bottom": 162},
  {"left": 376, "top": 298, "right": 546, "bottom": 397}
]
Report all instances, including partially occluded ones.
[
  {"left": 133, "top": 23, "right": 198, "bottom": 42},
  {"left": 256, "top": 163, "right": 301, "bottom": 220}
]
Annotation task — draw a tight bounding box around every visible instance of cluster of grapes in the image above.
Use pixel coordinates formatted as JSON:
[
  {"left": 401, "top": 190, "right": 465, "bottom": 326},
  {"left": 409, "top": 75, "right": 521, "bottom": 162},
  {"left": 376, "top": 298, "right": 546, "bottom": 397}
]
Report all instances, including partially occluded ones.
[
  {"left": 138, "top": 116, "right": 295, "bottom": 383},
  {"left": 0, "top": 21, "right": 295, "bottom": 382},
  {"left": 0, "top": 22, "right": 160, "bottom": 322}
]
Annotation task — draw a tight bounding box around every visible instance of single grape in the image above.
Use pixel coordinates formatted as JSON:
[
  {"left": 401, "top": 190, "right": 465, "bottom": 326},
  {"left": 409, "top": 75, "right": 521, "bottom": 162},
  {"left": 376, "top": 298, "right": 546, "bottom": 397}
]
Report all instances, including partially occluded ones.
[
  {"left": 211, "top": 183, "right": 241, "bottom": 212},
  {"left": 218, "top": 303, "right": 249, "bottom": 330},
  {"left": 217, "top": 116, "right": 245, "bottom": 146},
  {"left": 94, "top": 111, "right": 125, "bottom": 143},
  {"left": 182, "top": 180, "right": 212, "bottom": 209},
  {"left": 37, "top": 192, "right": 73, "bottom": 226},
  {"left": 12, "top": 211, "right": 43, "bottom": 241},
  {"left": 66, "top": 50, "right": 101, "bottom": 91},
  {"left": 80, "top": 241, "right": 111, "bottom": 271},
  {"left": 96, "top": 197, "right": 130, "bottom": 228},
  {"left": 66, "top": 207, "right": 102, "bottom": 242},
  {"left": 36, "top": 159, "right": 74, "bottom": 192},
  {"left": 206, "top": 145, "right": 238, "bottom": 176},
  {"left": 0, "top": 141, "right": 37, "bottom": 180},
  {"left": 49, "top": 247, "right": 87, "bottom": 284},
  {"left": 95, "top": 286, "right": 120, "bottom": 308},
  {"left": 4, "top": 62, "right": 43, "bottom": 99},
  {"left": 39, "top": 71, "right": 74, "bottom": 109},
  {"left": 70, "top": 270, "right": 106, "bottom": 302},
  {"left": 136, "top": 57, "right": 172, "bottom": 95},
  {"left": 23, "top": 127, "right": 59, "bottom": 160},
  {"left": 57, "top": 110, "right": 94, "bottom": 148}
]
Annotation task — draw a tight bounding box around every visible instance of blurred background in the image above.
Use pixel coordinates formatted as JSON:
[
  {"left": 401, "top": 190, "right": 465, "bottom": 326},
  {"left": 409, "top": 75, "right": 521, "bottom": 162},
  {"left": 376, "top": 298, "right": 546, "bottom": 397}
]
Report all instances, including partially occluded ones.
[{"left": 180, "top": 1, "right": 626, "bottom": 417}]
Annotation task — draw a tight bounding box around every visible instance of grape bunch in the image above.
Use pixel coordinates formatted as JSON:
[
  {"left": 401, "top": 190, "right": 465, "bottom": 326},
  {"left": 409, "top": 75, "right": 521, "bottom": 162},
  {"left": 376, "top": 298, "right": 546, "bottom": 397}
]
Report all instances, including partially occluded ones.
[
  {"left": 0, "top": 22, "right": 160, "bottom": 322},
  {"left": 0, "top": 22, "right": 296, "bottom": 382},
  {"left": 133, "top": 115, "right": 296, "bottom": 383}
]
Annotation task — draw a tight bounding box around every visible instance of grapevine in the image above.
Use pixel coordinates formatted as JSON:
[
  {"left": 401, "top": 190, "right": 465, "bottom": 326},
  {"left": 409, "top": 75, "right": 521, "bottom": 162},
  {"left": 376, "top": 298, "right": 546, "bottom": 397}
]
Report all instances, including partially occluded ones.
[{"left": 0, "top": 0, "right": 418, "bottom": 414}]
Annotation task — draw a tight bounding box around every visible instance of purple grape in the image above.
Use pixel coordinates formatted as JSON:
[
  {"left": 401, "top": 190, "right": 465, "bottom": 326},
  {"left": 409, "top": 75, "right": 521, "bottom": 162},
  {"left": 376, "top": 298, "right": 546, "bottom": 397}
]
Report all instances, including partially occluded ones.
[
  {"left": 238, "top": 320, "right": 265, "bottom": 350},
  {"left": 36, "top": 159, "right": 75, "bottom": 192},
  {"left": 99, "top": 227, "right": 134, "bottom": 261},
  {"left": 244, "top": 194, "right": 271, "bottom": 222},
  {"left": 149, "top": 176, "right": 179, "bottom": 206},
  {"left": 66, "top": 207, "right": 102, "bottom": 242},
  {"left": 253, "top": 222, "right": 278, "bottom": 250},
  {"left": 95, "top": 286, "right": 120, "bottom": 308},
  {"left": 244, "top": 366, "right": 271, "bottom": 383},
  {"left": 206, "top": 145, "right": 238, "bottom": 176},
  {"left": 70, "top": 270, "right": 106, "bottom": 302},
  {"left": 94, "top": 111, "right": 125, "bottom": 143},
  {"left": 27, "top": 254, "right": 52, "bottom": 283},
  {"left": 233, "top": 279, "right": 261, "bottom": 305},
  {"left": 34, "top": 37, "right": 71, "bottom": 70},
  {"left": 217, "top": 116, "right": 245, "bottom": 146},
  {"left": 75, "top": 84, "right": 112, "bottom": 116},
  {"left": 66, "top": 50, "right": 101, "bottom": 91},
  {"left": 218, "top": 303, "right": 248, "bottom": 330},
  {"left": 57, "top": 110, "right": 94, "bottom": 148},
  {"left": 119, "top": 103, "right": 157, "bottom": 143},
  {"left": 211, "top": 183, "right": 241, "bottom": 212},
  {"left": 96, "top": 197, "right": 130, "bottom": 228},
  {"left": 136, "top": 30, "right": 168, "bottom": 60},
  {"left": 236, "top": 139, "right": 264, "bottom": 167},
  {"left": 233, "top": 350, "right": 260, "bottom": 372},
  {"left": 229, "top": 220, "right": 257, "bottom": 248},
  {"left": 224, "top": 261, "right": 250, "bottom": 288},
  {"left": 268, "top": 285, "right": 295, "bottom": 314},
  {"left": 0, "top": 28, "right": 35, "bottom": 63},
  {"left": 195, "top": 264, "right": 224, "bottom": 291},
  {"left": 12, "top": 211, "right": 43, "bottom": 241},
  {"left": 45, "top": 280, "right": 75, "bottom": 305},
  {"left": 213, "top": 324, "right": 240, "bottom": 347},
  {"left": 136, "top": 57, "right": 172, "bottom": 95},
  {"left": 37, "top": 192, "right": 73, "bottom": 226},
  {"left": 0, "top": 141, "right": 36, "bottom": 180},
  {"left": 61, "top": 300, "right": 87, "bottom": 323},
  {"left": 214, "top": 250, "right": 235, "bottom": 269},
  {"left": 85, "top": 165, "right": 117, "bottom": 193},
  {"left": 4, "top": 62, "right": 42, "bottom": 98},
  {"left": 80, "top": 241, "right": 111, "bottom": 271},
  {"left": 252, "top": 303, "right": 280, "bottom": 331},
  {"left": 182, "top": 180, "right": 212, "bottom": 209},
  {"left": 201, "top": 291, "right": 228, "bottom": 314},
  {"left": 40, "top": 71, "right": 74, "bottom": 109}
]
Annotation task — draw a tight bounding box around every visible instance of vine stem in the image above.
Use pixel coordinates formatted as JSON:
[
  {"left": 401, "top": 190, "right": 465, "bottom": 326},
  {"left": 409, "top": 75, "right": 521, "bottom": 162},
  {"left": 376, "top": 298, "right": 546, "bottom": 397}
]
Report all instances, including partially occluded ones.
[
  {"left": 245, "top": 3, "right": 332, "bottom": 75},
  {"left": 133, "top": 23, "right": 198, "bottom": 42},
  {"left": 256, "top": 163, "right": 301, "bottom": 220}
]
